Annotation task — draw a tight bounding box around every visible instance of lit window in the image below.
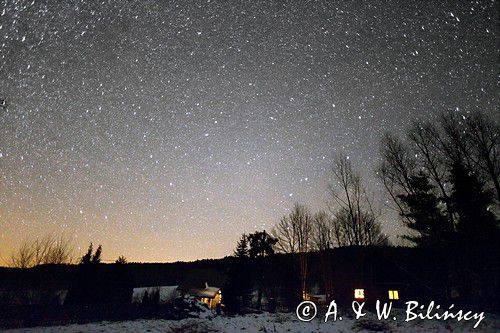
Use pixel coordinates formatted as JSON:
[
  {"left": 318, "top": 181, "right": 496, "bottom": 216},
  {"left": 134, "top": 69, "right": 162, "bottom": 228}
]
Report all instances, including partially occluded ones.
[
  {"left": 388, "top": 290, "right": 399, "bottom": 300},
  {"left": 354, "top": 289, "right": 365, "bottom": 299}
]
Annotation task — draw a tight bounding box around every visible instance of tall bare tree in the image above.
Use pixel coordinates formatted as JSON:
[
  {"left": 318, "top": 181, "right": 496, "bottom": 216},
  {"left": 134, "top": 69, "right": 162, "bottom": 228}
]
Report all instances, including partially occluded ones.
[
  {"left": 10, "top": 234, "right": 74, "bottom": 268},
  {"left": 273, "top": 203, "right": 313, "bottom": 254},
  {"left": 311, "top": 211, "right": 333, "bottom": 251},
  {"left": 435, "top": 111, "right": 500, "bottom": 201},
  {"left": 378, "top": 110, "right": 499, "bottom": 245},
  {"left": 311, "top": 210, "right": 335, "bottom": 298},
  {"left": 329, "top": 156, "right": 388, "bottom": 246},
  {"left": 452, "top": 112, "right": 499, "bottom": 201},
  {"left": 273, "top": 203, "right": 313, "bottom": 298},
  {"left": 408, "top": 121, "right": 449, "bottom": 199},
  {"left": 377, "top": 133, "right": 418, "bottom": 224},
  {"left": 408, "top": 121, "right": 456, "bottom": 229}
]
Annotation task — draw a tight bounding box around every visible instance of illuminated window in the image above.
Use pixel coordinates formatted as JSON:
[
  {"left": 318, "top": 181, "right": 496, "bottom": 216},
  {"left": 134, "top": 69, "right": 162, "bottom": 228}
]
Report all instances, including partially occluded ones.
[
  {"left": 388, "top": 290, "right": 399, "bottom": 300},
  {"left": 354, "top": 289, "right": 365, "bottom": 299}
]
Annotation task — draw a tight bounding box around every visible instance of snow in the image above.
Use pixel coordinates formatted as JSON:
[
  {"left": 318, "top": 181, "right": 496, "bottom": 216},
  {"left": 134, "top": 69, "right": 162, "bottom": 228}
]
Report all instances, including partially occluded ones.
[
  {"left": 4, "top": 312, "right": 499, "bottom": 333},
  {"left": 131, "top": 285, "right": 180, "bottom": 304}
]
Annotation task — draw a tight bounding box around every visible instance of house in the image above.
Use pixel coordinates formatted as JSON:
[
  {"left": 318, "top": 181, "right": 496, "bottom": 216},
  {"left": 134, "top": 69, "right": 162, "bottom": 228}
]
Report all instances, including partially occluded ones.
[
  {"left": 178, "top": 281, "right": 222, "bottom": 309},
  {"left": 173, "top": 268, "right": 225, "bottom": 310},
  {"left": 306, "top": 247, "right": 412, "bottom": 307}
]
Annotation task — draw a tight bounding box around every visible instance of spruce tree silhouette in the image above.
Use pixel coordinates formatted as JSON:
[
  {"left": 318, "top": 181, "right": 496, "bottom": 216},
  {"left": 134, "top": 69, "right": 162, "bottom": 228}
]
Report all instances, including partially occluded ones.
[
  {"left": 397, "top": 171, "right": 453, "bottom": 245},
  {"left": 233, "top": 234, "right": 249, "bottom": 258},
  {"left": 246, "top": 231, "right": 277, "bottom": 310},
  {"left": 80, "top": 243, "right": 93, "bottom": 265},
  {"left": 448, "top": 161, "right": 499, "bottom": 242},
  {"left": 247, "top": 231, "right": 277, "bottom": 258}
]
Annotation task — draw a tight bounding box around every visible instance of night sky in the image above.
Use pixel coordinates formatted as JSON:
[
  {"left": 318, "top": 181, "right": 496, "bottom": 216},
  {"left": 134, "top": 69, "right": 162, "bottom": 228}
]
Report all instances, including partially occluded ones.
[{"left": 0, "top": 0, "right": 497, "bottom": 263}]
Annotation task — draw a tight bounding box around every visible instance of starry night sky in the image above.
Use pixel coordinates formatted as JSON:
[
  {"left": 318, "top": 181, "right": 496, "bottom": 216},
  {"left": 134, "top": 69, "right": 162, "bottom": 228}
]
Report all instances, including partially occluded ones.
[{"left": 0, "top": 0, "right": 498, "bottom": 263}]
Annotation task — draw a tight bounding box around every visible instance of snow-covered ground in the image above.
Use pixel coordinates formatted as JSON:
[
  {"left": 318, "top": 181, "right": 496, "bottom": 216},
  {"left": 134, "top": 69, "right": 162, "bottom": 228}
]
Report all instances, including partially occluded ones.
[{"left": 5, "top": 312, "right": 499, "bottom": 333}]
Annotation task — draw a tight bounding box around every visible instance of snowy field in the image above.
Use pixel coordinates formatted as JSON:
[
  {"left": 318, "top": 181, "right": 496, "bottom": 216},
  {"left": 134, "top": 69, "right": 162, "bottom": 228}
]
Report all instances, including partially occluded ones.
[{"left": 5, "top": 312, "right": 499, "bottom": 333}]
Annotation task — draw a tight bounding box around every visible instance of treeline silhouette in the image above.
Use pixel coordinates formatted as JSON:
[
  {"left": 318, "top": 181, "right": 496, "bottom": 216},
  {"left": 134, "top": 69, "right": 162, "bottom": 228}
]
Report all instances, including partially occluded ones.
[
  {"left": 1, "top": 110, "right": 498, "bottom": 327},
  {"left": 1, "top": 244, "right": 498, "bottom": 328},
  {"left": 378, "top": 110, "right": 499, "bottom": 245},
  {"left": 224, "top": 110, "right": 499, "bottom": 314}
]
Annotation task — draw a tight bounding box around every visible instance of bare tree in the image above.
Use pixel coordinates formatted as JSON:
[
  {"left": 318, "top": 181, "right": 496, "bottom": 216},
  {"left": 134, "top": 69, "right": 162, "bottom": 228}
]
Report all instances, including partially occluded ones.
[
  {"left": 379, "top": 133, "right": 417, "bottom": 195},
  {"left": 438, "top": 111, "right": 473, "bottom": 168},
  {"left": 311, "top": 210, "right": 335, "bottom": 298},
  {"left": 377, "top": 110, "right": 499, "bottom": 245},
  {"left": 329, "top": 156, "right": 388, "bottom": 246},
  {"left": 273, "top": 217, "right": 297, "bottom": 254},
  {"left": 273, "top": 203, "right": 313, "bottom": 254},
  {"left": 435, "top": 111, "right": 500, "bottom": 201},
  {"left": 409, "top": 121, "right": 449, "bottom": 199},
  {"left": 273, "top": 203, "right": 313, "bottom": 298},
  {"left": 408, "top": 121, "right": 456, "bottom": 229},
  {"left": 311, "top": 211, "right": 333, "bottom": 251},
  {"left": 10, "top": 234, "right": 74, "bottom": 268},
  {"left": 455, "top": 112, "right": 499, "bottom": 201},
  {"left": 377, "top": 133, "right": 418, "bottom": 224}
]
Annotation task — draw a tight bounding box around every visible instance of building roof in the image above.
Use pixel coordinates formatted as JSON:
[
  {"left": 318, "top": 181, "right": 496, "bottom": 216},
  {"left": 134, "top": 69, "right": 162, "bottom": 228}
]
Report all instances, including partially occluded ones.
[{"left": 180, "top": 282, "right": 220, "bottom": 298}]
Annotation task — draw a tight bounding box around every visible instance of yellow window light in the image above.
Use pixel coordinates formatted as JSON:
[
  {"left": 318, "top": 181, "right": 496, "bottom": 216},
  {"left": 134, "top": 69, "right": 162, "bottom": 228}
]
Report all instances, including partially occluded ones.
[
  {"left": 388, "top": 290, "right": 399, "bottom": 300},
  {"left": 354, "top": 289, "right": 365, "bottom": 299}
]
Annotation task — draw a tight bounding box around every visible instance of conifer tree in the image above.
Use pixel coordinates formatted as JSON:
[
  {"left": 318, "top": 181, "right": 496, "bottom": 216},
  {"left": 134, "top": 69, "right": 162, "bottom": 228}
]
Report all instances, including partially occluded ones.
[
  {"left": 92, "top": 245, "right": 102, "bottom": 264},
  {"left": 80, "top": 243, "right": 93, "bottom": 265},
  {"left": 80, "top": 243, "right": 103, "bottom": 265},
  {"left": 397, "top": 171, "right": 452, "bottom": 245},
  {"left": 115, "top": 255, "right": 127, "bottom": 264},
  {"left": 233, "top": 233, "right": 249, "bottom": 258},
  {"left": 247, "top": 231, "right": 277, "bottom": 258},
  {"left": 448, "top": 161, "right": 499, "bottom": 241}
]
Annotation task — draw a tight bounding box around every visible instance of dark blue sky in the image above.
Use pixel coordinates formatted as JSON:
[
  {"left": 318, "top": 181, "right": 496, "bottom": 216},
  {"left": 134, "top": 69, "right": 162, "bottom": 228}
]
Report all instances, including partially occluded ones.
[{"left": 0, "top": 0, "right": 497, "bottom": 262}]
